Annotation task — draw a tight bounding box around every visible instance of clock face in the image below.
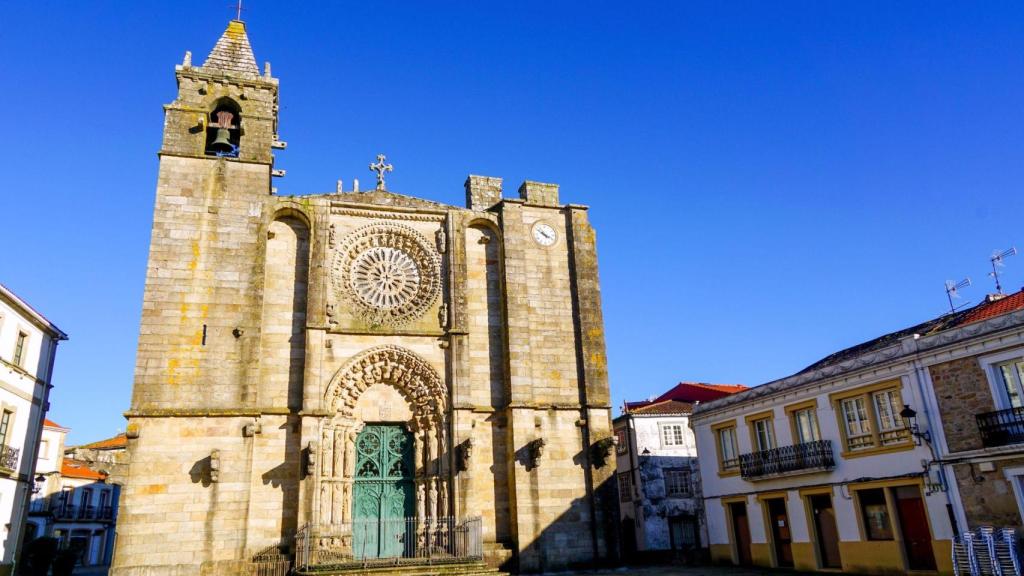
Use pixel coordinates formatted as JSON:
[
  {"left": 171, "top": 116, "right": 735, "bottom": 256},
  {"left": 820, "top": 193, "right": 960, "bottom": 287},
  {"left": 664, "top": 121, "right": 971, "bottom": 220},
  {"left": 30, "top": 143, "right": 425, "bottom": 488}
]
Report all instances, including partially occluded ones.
[{"left": 532, "top": 222, "right": 557, "bottom": 246}]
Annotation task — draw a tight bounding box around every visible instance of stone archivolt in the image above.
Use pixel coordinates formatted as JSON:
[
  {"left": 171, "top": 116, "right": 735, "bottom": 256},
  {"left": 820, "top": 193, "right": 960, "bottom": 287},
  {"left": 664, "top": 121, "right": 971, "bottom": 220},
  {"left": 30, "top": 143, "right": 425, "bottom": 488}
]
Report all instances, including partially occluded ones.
[
  {"left": 324, "top": 345, "right": 446, "bottom": 426},
  {"left": 331, "top": 223, "right": 441, "bottom": 326}
]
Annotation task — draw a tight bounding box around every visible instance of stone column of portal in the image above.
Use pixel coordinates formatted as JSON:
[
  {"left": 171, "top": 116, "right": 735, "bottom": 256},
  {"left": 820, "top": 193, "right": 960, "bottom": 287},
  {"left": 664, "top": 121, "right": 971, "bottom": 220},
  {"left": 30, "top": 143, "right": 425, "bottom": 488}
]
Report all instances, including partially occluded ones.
[{"left": 332, "top": 427, "right": 345, "bottom": 524}]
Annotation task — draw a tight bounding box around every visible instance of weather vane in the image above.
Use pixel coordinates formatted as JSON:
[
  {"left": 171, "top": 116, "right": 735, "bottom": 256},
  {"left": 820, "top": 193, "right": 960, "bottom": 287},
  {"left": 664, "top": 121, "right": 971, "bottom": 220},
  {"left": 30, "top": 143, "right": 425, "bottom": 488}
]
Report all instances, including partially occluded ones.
[{"left": 369, "top": 154, "right": 393, "bottom": 191}]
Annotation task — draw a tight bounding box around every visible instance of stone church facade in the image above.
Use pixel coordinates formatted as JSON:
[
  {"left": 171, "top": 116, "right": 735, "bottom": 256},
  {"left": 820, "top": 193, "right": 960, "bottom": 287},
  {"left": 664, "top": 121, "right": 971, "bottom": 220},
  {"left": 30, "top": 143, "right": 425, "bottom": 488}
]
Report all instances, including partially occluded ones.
[{"left": 111, "top": 19, "right": 616, "bottom": 576}]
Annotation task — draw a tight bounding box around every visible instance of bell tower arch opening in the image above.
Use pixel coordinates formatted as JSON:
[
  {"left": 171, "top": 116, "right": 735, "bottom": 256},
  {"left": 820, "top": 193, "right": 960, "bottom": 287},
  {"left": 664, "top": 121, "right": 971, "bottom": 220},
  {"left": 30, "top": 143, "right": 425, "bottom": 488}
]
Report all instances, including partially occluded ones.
[{"left": 205, "top": 97, "right": 242, "bottom": 157}]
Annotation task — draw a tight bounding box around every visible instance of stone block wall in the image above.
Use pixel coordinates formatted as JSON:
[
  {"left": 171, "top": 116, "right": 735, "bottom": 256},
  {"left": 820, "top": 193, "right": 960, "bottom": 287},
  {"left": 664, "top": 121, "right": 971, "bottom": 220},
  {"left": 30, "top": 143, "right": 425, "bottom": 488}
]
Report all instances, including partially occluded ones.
[
  {"left": 928, "top": 355, "right": 998, "bottom": 453},
  {"left": 952, "top": 457, "right": 1024, "bottom": 530}
]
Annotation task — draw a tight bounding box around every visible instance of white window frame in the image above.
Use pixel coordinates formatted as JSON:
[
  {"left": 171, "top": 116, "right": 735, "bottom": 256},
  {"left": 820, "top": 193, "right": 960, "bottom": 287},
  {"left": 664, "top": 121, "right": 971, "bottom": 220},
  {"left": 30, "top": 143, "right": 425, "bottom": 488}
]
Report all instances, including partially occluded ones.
[
  {"left": 872, "top": 388, "right": 906, "bottom": 445},
  {"left": 1004, "top": 465, "right": 1024, "bottom": 525},
  {"left": 979, "top": 348, "right": 1024, "bottom": 411},
  {"left": 659, "top": 422, "right": 687, "bottom": 448},
  {"left": 12, "top": 330, "right": 28, "bottom": 367},
  {"left": 718, "top": 426, "right": 738, "bottom": 469},
  {"left": 793, "top": 407, "right": 820, "bottom": 443},
  {"left": 664, "top": 468, "right": 692, "bottom": 498},
  {"left": 752, "top": 418, "right": 775, "bottom": 451},
  {"left": 841, "top": 397, "right": 873, "bottom": 450}
]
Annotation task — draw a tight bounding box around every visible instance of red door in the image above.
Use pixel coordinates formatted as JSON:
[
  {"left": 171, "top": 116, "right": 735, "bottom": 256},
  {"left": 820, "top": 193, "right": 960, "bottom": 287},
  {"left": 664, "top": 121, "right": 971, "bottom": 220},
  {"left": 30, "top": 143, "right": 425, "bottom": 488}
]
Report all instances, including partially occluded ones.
[
  {"left": 894, "top": 486, "right": 936, "bottom": 571},
  {"left": 730, "top": 502, "right": 753, "bottom": 566}
]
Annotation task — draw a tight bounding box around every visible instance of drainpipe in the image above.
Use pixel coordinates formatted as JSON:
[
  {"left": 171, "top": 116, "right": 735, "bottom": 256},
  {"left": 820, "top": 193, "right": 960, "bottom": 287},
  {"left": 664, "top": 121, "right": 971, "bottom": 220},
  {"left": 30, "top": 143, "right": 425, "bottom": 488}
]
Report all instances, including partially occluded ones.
[
  {"left": 12, "top": 333, "right": 63, "bottom": 568},
  {"left": 908, "top": 334, "right": 962, "bottom": 536}
]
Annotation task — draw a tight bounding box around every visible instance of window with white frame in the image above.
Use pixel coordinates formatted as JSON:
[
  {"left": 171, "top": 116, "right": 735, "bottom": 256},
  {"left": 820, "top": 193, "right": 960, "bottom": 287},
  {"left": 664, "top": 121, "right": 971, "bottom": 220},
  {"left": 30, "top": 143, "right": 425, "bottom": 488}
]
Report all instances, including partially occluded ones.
[
  {"left": 665, "top": 468, "right": 692, "bottom": 497},
  {"left": 840, "top": 397, "right": 874, "bottom": 450},
  {"left": 873, "top": 388, "right": 906, "bottom": 445},
  {"left": 617, "top": 472, "right": 633, "bottom": 503},
  {"left": 792, "top": 407, "right": 820, "bottom": 443},
  {"left": 994, "top": 358, "right": 1024, "bottom": 409},
  {"left": 752, "top": 417, "right": 775, "bottom": 451},
  {"left": 660, "top": 423, "right": 686, "bottom": 447},
  {"left": 12, "top": 332, "right": 27, "bottom": 367},
  {"left": 718, "top": 426, "right": 739, "bottom": 471}
]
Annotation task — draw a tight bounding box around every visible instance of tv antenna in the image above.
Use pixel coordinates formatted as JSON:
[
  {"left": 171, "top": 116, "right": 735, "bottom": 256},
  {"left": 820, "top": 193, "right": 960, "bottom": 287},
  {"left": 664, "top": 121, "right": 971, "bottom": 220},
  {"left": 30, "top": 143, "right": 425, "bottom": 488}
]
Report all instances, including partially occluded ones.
[
  {"left": 989, "top": 247, "right": 1017, "bottom": 294},
  {"left": 945, "top": 278, "right": 971, "bottom": 313}
]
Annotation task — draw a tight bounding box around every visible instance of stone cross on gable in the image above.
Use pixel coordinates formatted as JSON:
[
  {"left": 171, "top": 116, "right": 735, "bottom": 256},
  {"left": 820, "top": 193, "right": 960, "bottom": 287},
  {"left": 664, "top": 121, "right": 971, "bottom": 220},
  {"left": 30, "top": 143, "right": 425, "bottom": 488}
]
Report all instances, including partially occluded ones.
[{"left": 369, "top": 154, "right": 393, "bottom": 191}]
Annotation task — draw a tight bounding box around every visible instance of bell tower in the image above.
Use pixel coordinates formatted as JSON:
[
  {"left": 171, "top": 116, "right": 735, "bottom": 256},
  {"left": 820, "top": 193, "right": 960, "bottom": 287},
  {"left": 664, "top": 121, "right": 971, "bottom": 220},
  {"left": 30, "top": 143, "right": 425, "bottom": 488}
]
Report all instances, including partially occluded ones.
[{"left": 114, "top": 22, "right": 289, "bottom": 573}]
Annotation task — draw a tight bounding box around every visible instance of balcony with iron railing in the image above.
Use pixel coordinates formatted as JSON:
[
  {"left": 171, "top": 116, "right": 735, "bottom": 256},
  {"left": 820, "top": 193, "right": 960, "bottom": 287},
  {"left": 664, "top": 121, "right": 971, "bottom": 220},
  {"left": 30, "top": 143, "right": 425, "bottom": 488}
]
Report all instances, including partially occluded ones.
[
  {"left": 739, "top": 439, "right": 835, "bottom": 480},
  {"left": 49, "top": 504, "right": 115, "bottom": 522},
  {"left": 977, "top": 406, "right": 1024, "bottom": 448},
  {"left": 0, "top": 445, "right": 19, "bottom": 474}
]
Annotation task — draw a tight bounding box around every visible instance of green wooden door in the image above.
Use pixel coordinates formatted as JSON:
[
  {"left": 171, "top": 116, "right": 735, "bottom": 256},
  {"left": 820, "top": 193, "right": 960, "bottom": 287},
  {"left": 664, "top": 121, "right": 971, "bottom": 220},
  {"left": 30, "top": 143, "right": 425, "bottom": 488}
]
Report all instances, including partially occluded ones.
[{"left": 352, "top": 425, "right": 414, "bottom": 559}]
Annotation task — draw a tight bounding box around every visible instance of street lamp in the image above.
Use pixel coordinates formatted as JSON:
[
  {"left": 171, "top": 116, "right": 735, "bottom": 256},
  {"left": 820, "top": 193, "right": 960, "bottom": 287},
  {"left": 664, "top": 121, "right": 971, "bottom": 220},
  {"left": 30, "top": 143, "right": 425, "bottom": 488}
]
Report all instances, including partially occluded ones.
[
  {"left": 31, "top": 474, "right": 45, "bottom": 494},
  {"left": 899, "top": 404, "right": 932, "bottom": 446}
]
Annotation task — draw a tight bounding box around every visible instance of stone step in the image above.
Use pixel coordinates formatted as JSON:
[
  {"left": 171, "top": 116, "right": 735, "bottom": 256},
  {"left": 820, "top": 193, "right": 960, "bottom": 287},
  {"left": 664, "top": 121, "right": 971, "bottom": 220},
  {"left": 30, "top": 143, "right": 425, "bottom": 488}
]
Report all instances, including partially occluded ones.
[{"left": 294, "top": 560, "right": 506, "bottom": 576}]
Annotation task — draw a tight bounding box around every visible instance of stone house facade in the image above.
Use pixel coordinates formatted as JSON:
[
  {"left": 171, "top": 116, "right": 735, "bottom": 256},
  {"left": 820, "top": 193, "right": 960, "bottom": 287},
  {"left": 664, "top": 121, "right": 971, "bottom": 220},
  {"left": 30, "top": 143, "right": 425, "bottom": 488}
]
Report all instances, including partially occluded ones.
[
  {"left": 920, "top": 290, "right": 1024, "bottom": 533},
  {"left": 0, "top": 284, "right": 66, "bottom": 573},
  {"left": 110, "top": 18, "right": 615, "bottom": 576},
  {"left": 613, "top": 383, "right": 746, "bottom": 559},
  {"left": 692, "top": 289, "right": 1024, "bottom": 576}
]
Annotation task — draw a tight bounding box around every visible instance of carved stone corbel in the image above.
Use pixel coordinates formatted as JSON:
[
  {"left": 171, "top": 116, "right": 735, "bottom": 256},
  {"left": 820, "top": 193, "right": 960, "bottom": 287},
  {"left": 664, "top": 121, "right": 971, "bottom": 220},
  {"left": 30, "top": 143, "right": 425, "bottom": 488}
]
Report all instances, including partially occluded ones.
[
  {"left": 590, "top": 436, "right": 616, "bottom": 468},
  {"left": 435, "top": 228, "right": 447, "bottom": 253},
  {"left": 457, "top": 438, "right": 474, "bottom": 472},
  {"left": 306, "top": 440, "right": 318, "bottom": 477},
  {"left": 209, "top": 449, "right": 221, "bottom": 483},
  {"left": 528, "top": 438, "right": 547, "bottom": 468}
]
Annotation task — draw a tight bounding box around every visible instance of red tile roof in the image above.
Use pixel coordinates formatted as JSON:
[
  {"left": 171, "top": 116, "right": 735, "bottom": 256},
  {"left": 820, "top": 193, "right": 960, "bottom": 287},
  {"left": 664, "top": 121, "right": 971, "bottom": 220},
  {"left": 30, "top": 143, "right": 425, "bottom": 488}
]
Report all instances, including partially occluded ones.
[
  {"left": 61, "top": 459, "right": 106, "bottom": 481},
  {"left": 625, "top": 382, "right": 748, "bottom": 414},
  {"left": 955, "top": 290, "right": 1024, "bottom": 327},
  {"left": 77, "top": 433, "right": 127, "bottom": 451},
  {"left": 43, "top": 419, "right": 65, "bottom": 429}
]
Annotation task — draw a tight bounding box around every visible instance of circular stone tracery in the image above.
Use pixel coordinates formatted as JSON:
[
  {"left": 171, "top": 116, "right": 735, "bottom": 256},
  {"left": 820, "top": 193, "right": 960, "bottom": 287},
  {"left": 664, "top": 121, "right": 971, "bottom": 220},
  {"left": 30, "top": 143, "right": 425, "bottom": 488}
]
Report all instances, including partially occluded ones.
[
  {"left": 331, "top": 223, "right": 440, "bottom": 325},
  {"left": 350, "top": 247, "right": 420, "bottom": 310}
]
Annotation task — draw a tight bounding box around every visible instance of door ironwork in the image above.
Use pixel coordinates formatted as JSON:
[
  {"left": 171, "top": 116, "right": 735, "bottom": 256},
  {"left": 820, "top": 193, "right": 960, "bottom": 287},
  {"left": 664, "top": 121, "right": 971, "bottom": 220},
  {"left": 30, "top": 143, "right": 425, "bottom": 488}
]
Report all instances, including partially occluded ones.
[{"left": 352, "top": 425, "right": 414, "bottom": 559}]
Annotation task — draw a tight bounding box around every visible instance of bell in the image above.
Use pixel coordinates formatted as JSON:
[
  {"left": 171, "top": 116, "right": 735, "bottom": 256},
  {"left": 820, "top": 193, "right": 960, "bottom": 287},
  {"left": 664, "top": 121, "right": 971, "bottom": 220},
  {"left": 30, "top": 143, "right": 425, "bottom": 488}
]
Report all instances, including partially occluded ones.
[{"left": 209, "top": 128, "right": 234, "bottom": 152}]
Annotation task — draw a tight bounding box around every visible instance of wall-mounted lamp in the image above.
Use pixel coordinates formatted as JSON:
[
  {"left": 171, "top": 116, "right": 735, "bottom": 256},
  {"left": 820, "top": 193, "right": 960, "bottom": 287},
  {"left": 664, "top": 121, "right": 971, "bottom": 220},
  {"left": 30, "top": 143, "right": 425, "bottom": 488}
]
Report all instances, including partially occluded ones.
[
  {"left": 899, "top": 404, "right": 932, "bottom": 446},
  {"left": 32, "top": 474, "right": 46, "bottom": 494}
]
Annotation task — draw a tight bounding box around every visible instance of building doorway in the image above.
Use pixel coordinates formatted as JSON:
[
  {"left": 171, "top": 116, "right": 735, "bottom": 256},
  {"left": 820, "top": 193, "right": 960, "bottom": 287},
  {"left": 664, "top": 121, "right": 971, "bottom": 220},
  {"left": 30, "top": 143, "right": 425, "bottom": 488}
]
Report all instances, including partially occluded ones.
[
  {"left": 894, "top": 485, "right": 936, "bottom": 570},
  {"left": 808, "top": 493, "right": 842, "bottom": 568},
  {"left": 729, "top": 502, "right": 752, "bottom": 566},
  {"left": 765, "top": 498, "right": 793, "bottom": 567},
  {"left": 352, "top": 424, "right": 415, "bottom": 559}
]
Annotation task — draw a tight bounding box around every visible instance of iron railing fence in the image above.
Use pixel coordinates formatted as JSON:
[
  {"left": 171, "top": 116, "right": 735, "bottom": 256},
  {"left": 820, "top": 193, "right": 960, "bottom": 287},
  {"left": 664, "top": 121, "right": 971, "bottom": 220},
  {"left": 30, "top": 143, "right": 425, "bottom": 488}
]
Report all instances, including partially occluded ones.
[
  {"left": 977, "top": 406, "right": 1024, "bottom": 447},
  {"left": 295, "top": 516, "right": 482, "bottom": 571},
  {"left": 0, "top": 445, "right": 19, "bottom": 471},
  {"left": 739, "top": 439, "right": 835, "bottom": 479},
  {"left": 246, "top": 544, "right": 291, "bottom": 576}
]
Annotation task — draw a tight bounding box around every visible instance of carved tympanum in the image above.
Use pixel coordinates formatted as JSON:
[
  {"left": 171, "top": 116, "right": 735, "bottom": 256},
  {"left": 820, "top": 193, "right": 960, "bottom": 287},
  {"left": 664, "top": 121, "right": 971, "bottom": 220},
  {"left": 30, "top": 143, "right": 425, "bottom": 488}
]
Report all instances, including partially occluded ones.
[{"left": 324, "top": 345, "right": 446, "bottom": 423}]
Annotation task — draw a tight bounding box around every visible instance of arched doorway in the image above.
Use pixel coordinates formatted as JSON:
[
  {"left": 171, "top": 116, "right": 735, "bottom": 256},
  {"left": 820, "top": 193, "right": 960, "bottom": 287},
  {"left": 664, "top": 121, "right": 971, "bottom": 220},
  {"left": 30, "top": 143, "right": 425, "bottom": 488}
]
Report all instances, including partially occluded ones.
[{"left": 315, "top": 345, "right": 449, "bottom": 537}]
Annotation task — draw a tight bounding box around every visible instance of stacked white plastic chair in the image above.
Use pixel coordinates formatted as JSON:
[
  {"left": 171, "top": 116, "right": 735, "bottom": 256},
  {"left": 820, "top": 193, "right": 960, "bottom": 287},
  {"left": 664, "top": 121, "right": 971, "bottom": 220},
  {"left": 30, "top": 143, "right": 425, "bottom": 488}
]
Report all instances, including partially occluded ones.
[{"left": 954, "top": 527, "right": 1021, "bottom": 576}]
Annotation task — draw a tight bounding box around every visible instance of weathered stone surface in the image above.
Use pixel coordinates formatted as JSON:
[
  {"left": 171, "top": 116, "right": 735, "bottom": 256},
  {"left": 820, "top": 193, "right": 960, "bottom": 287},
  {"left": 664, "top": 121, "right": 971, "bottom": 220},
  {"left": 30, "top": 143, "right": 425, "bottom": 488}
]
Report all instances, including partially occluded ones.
[{"left": 113, "top": 22, "right": 614, "bottom": 576}]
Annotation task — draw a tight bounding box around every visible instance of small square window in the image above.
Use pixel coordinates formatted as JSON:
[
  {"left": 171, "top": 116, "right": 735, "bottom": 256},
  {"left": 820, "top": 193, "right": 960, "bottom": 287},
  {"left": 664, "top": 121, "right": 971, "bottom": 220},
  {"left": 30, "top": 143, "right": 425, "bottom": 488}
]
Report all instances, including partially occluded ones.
[
  {"left": 660, "top": 423, "right": 686, "bottom": 447},
  {"left": 665, "top": 468, "right": 692, "bottom": 497}
]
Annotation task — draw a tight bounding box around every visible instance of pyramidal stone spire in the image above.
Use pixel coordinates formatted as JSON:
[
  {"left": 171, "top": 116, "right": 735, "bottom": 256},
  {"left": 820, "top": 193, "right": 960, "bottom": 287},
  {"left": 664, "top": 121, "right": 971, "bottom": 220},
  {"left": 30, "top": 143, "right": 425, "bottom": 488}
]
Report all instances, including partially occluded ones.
[{"left": 201, "top": 20, "right": 259, "bottom": 77}]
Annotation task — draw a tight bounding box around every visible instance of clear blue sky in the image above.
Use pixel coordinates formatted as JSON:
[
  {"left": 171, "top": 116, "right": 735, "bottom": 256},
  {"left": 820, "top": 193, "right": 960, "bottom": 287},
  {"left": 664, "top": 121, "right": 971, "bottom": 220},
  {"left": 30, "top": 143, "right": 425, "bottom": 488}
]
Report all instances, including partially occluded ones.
[{"left": 2, "top": 2, "right": 1022, "bottom": 444}]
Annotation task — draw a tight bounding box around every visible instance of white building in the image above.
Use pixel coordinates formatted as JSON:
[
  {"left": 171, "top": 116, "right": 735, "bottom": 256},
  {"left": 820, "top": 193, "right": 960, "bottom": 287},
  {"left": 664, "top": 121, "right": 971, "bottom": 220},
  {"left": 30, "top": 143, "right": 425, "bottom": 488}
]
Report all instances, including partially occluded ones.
[
  {"left": 27, "top": 422, "right": 123, "bottom": 567},
  {"left": 0, "top": 283, "right": 66, "bottom": 571},
  {"left": 613, "top": 382, "right": 746, "bottom": 560},
  {"left": 691, "top": 290, "right": 1024, "bottom": 575}
]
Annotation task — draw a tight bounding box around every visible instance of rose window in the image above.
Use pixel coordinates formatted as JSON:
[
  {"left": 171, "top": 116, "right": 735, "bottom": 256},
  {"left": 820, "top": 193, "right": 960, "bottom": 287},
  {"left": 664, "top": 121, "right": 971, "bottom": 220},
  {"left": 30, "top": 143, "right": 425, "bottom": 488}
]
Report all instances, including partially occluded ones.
[{"left": 331, "top": 223, "right": 441, "bottom": 325}]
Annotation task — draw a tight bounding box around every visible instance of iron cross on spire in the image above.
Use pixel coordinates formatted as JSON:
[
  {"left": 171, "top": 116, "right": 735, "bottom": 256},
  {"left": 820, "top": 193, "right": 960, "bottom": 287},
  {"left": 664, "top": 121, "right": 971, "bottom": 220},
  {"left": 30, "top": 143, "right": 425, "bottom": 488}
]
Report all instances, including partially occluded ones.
[
  {"left": 369, "top": 154, "right": 393, "bottom": 191},
  {"left": 231, "top": 0, "right": 244, "bottom": 20}
]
